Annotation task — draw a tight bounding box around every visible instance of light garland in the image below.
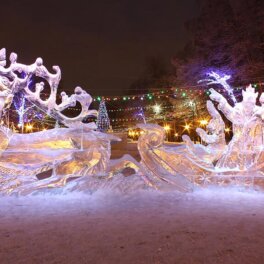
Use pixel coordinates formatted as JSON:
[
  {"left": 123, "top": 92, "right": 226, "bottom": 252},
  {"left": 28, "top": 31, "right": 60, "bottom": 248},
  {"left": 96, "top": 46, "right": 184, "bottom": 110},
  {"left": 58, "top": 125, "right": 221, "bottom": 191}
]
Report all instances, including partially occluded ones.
[
  {"left": 91, "top": 82, "right": 264, "bottom": 102},
  {"left": 25, "top": 82, "right": 264, "bottom": 103},
  {"left": 6, "top": 80, "right": 263, "bottom": 133},
  {"left": 67, "top": 105, "right": 178, "bottom": 112}
]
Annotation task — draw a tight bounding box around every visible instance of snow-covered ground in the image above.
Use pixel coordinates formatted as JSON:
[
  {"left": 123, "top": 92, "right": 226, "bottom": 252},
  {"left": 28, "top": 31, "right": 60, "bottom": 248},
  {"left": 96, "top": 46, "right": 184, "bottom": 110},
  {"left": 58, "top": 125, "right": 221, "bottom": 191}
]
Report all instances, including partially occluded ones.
[{"left": 1, "top": 188, "right": 264, "bottom": 264}]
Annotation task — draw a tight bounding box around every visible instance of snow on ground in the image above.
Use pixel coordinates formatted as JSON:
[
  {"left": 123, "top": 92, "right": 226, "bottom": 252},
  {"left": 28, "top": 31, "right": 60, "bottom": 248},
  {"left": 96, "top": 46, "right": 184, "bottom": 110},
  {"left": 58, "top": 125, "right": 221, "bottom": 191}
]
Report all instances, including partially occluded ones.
[{"left": 1, "top": 187, "right": 264, "bottom": 264}]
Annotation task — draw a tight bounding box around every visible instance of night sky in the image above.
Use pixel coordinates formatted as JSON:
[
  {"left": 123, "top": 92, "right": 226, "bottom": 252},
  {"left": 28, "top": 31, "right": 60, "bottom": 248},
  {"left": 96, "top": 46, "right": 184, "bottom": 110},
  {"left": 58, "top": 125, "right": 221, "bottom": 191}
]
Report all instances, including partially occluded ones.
[{"left": 1, "top": 0, "right": 198, "bottom": 96}]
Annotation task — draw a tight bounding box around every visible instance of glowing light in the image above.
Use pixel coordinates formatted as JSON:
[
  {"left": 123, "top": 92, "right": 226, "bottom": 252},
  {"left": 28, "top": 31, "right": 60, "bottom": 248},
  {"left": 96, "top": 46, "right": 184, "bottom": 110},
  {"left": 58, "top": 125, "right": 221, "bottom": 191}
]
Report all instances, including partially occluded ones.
[
  {"left": 200, "top": 119, "right": 208, "bottom": 126},
  {"left": 225, "top": 127, "right": 231, "bottom": 133},
  {"left": 128, "top": 130, "right": 139, "bottom": 138},
  {"left": 184, "top": 124, "right": 191, "bottom": 131},
  {"left": 153, "top": 104, "right": 161, "bottom": 114},
  {"left": 189, "top": 100, "right": 195, "bottom": 107},
  {"left": 164, "top": 124, "right": 171, "bottom": 132},
  {"left": 199, "top": 71, "right": 236, "bottom": 103},
  {"left": 174, "top": 132, "right": 179, "bottom": 137},
  {"left": 25, "top": 124, "right": 33, "bottom": 131}
]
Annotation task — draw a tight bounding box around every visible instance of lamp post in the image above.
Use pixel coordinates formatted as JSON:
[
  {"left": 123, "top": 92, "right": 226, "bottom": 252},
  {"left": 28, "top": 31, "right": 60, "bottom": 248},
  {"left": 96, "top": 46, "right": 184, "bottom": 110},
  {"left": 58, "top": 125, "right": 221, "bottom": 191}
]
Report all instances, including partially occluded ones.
[
  {"left": 174, "top": 132, "right": 179, "bottom": 142},
  {"left": 164, "top": 124, "right": 171, "bottom": 141},
  {"left": 153, "top": 104, "right": 161, "bottom": 115},
  {"left": 188, "top": 100, "right": 197, "bottom": 141}
]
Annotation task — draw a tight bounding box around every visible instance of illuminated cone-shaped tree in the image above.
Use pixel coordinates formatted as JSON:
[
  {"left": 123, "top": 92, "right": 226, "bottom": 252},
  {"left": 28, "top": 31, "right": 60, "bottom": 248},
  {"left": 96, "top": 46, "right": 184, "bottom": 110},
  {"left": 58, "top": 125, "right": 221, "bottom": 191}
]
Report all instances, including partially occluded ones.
[{"left": 96, "top": 99, "right": 110, "bottom": 132}]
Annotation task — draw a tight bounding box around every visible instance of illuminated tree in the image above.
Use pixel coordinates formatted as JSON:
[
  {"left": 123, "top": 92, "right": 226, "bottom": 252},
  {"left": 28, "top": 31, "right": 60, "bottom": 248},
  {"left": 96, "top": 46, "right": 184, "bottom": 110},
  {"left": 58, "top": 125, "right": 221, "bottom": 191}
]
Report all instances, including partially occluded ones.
[{"left": 96, "top": 100, "right": 110, "bottom": 132}]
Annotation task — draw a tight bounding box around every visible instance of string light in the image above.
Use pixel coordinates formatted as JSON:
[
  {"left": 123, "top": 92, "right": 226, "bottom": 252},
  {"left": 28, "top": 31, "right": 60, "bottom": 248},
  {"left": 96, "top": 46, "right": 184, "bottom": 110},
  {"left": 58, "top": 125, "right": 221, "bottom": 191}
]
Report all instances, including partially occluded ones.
[
  {"left": 164, "top": 124, "right": 171, "bottom": 132},
  {"left": 184, "top": 123, "right": 191, "bottom": 131},
  {"left": 7, "top": 81, "right": 264, "bottom": 133},
  {"left": 153, "top": 104, "right": 162, "bottom": 114},
  {"left": 199, "top": 119, "right": 208, "bottom": 126},
  {"left": 25, "top": 82, "right": 264, "bottom": 103},
  {"left": 189, "top": 100, "right": 195, "bottom": 107}
]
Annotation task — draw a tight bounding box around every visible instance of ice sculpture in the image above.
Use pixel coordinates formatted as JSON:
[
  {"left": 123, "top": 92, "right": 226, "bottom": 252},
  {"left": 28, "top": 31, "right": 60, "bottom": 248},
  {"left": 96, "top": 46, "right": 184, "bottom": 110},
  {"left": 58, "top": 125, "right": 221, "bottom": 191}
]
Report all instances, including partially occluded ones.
[
  {"left": 183, "top": 100, "right": 226, "bottom": 164},
  {"left": 136, "top": 79, "right": 264, "bottom": 190},
  {"left": 1, "top": 47, "right": 264, "bottom": 194},
  {"left": 0, "top": 48, "right": 120, "bottom": 194},
  {"left": 136, "top": 124, "right": 193, "bottom": 192}
]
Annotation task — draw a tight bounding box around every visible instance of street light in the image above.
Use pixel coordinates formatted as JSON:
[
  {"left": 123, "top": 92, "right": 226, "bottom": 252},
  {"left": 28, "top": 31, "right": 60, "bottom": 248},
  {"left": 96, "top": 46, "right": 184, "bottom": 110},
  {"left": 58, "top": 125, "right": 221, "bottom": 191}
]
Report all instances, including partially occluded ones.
[
  {"left": 189, "top": 100, "right": 195, "bottom": 107},
  {"left": 25, "top": 124, "right": 33, "bottom": 132},
  {"left": 164, "top": 124, "right": 171, "bottom": 141},
  {"left": 184, "top": 123, "right": 191, "bottom": 132},
  {"left": 153, "top": 104, "right": 162, "bottom": 115},
  {"left": 188, "top": 100, "right": 197, "bottom": 141},
  {"left": 200, "top": 119, "right": 208, "bottom": 126},
  {"left": 174, "top": 132, "right": 179, "bottom": 142},
  {"left": 164, "top": 124, "right": 171, "bottom": 132}
]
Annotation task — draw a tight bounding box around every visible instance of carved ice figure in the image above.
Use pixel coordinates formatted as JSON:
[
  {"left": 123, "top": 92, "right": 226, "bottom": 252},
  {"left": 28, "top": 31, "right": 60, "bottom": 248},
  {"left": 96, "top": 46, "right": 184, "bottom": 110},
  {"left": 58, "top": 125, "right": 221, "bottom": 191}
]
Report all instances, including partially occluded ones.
[
  {"left": 136, "top": 123, "right": 195, "bottom": 192},
  {"left": 209, "top": 84, "right": 262, "bottom": 170},
  {"left": 135, "top": 74, "right": 264, "bottom": 189},
  {"left": 0, "top": 48, "right": 120, "bottom": 195},
  {"left": 183, "top": 100, "right": 226, "bottom": 163},
  {"left": 57, "top": 91, "right": 72, "bottom": 111},
  {"left": 0, "top": 76, "right": 13, "bottom": 118}
]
